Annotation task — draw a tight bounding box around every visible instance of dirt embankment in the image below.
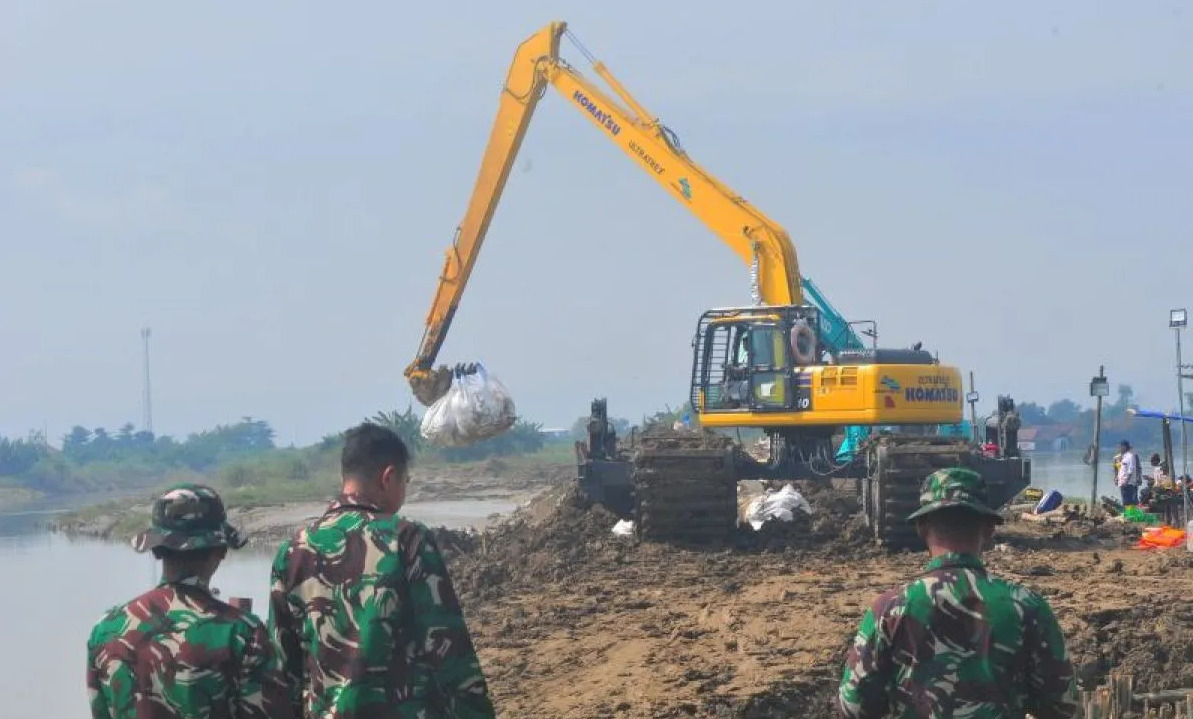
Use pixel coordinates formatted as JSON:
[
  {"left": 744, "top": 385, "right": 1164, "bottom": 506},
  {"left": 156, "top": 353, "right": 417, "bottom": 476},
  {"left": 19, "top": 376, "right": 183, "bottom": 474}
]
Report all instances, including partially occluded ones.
[
  {"left": 435, "top": 480, "right": 1193, "bottom": 719},
  {"left": 50, "top": 459, "right": 574, "bottom": 547}
]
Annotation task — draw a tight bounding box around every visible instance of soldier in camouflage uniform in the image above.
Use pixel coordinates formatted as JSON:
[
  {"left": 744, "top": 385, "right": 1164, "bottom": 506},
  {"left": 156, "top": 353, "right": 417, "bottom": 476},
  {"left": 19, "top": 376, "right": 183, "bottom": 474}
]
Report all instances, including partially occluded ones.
[
  {"left": 268, "top": 422, "right": 496, "bottom": 719},
  {"left": 837, "top": 468, "right": 1079, "bottom": 719},
  {"left": 86, "top": 483, "right": 292, "bottom": 719}
]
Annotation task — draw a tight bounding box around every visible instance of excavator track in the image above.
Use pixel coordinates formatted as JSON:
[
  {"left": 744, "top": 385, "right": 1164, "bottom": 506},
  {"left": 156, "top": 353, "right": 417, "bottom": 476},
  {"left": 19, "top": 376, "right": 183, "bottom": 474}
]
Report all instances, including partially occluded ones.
[
  {"left": 631, "top": 429, "right": 739, "bottom": 544},
  {"left": 864, "top": 436, "right": 975, "bottom": 551}
]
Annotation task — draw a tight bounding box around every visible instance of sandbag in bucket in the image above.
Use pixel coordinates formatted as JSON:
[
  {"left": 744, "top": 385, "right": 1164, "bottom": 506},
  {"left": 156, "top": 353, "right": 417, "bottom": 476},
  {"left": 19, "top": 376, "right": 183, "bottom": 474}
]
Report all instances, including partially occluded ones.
[{"left": 420, "top": 363, "right": 516, "bottom": 447}]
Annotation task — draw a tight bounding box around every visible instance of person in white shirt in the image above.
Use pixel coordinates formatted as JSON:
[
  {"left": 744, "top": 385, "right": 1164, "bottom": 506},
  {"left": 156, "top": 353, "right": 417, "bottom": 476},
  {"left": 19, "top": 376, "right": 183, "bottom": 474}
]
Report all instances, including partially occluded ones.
[{"left": 1116, "top": 440, "right": 1140, "bottom": 507}]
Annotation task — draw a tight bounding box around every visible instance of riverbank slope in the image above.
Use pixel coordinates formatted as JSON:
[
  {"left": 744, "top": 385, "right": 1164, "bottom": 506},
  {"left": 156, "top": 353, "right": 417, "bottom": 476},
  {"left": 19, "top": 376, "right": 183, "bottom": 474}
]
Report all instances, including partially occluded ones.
[{"left": 49, "top": 457, "right": 571, "bottom": 547}]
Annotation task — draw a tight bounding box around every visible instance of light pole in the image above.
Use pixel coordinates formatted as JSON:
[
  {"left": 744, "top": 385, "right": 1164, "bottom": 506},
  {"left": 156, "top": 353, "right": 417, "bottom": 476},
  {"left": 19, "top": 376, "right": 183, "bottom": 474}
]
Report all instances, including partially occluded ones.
[
  {"left": 965, "top": 372, "right": 980, "bottom": 444},
  {"left": 1089, "top": 367, "right": 1110, "bottom": 513},
  {"left": 141, "top": 327, "right": 153, "bottom": 435},
  {"left": 1170, "top": 308, "right": 1189, "bottom": 526}
]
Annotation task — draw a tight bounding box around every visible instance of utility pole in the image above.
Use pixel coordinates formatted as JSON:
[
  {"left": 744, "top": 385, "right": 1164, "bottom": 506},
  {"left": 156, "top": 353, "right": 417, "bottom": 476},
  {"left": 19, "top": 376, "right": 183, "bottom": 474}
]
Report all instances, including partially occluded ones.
[
  {"left": 965, "top": 372, "right": 980, "bottom": 444},
  {"left": 1170, "top": 309, "right": 1189, "bottom": 527},
  {"left": 1089, "top": 366, "right": 1109, "bottom": 514},
  {"left": 141, "top": 327, "right": 154, "bottom": 435}
]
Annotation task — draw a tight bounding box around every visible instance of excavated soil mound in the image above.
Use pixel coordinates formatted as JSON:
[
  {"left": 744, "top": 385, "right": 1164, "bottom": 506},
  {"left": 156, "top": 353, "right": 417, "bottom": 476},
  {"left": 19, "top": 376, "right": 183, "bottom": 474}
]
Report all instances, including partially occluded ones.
[
  {"left": 432, "top": 478, "right": 1193, "bottom": 717},
  {"left": 437, "top": 483, "right": 629, "bottom": 602},
  {"left": 1061, "top": 552, "right": 1193, "bottom": 692},
  {"left": 440, "top": 477, "right": 879, "bottom": 601}
]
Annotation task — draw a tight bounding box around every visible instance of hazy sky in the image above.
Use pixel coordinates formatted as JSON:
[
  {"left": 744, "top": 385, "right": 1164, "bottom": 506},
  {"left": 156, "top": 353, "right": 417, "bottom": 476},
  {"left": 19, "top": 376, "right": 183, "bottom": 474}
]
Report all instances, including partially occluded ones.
[{"left": 3, "top": 1, "right": 1191, "bottom": 447}]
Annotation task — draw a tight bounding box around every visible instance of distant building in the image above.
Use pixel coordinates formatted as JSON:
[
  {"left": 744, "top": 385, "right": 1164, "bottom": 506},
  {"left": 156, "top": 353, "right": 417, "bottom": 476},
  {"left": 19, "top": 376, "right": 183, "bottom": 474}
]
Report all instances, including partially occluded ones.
[
  {"left": 1017, "top": 425, "right": 1075, "bottom": 453},
  {"left": 541, "top": 427, "right": 571, "bottom": 440}
]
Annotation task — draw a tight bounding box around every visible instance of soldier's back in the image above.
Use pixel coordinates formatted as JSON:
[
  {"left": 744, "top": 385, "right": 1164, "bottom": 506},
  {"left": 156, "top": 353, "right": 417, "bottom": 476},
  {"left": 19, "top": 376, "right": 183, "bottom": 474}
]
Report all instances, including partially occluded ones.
[
  {"left": 840, "top": 552, "right": 1075, "bottom": 719},
  {"left": 270, "top": 495, "right": 494, "bottom": 718},
  {"left": 271, "top": 500, "right": 423, "bottom": 713},
  {"left": 87, "top": 579, "right": 279, "bottom": 719}
]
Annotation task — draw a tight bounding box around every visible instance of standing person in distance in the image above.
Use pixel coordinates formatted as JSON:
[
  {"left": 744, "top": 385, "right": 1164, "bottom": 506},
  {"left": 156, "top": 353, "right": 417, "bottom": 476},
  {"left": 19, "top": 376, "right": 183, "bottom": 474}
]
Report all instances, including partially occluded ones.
[
  {"left": 86, "top": 483, "right": 291, "bottom": 719},
  {"left": 268, "top": 422, "right": 496, "bottom": 719},
  {"left": 1116, "top": 440, "right": 1140, "bottom": 507},
  {"left": 837, "top": 468, "right": 1078, "bottom": 719}
]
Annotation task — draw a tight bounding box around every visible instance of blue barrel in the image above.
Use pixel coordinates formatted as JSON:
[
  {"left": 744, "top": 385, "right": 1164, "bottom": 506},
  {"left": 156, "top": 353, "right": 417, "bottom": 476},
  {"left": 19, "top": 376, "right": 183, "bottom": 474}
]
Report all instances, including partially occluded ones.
[{"left": 1034, "top": 489, "right": 1063, "bottom": 514}]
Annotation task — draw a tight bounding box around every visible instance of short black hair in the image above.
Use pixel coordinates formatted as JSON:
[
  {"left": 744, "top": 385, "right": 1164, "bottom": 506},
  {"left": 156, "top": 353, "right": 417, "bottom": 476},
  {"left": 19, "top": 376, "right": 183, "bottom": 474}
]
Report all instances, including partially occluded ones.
[
  {"left": 341, "top": 422, "right": 410, "bottom": 480},
  {"left": 917, "top": 506, "right": 996, "bottom": 542}
]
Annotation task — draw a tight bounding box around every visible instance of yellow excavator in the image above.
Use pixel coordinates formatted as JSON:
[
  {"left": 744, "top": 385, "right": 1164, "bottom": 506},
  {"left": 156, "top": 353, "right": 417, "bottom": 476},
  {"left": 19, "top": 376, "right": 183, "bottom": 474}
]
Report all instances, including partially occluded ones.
[{"left": 405, "top": 21, "right": 1029, "bottom": 548}]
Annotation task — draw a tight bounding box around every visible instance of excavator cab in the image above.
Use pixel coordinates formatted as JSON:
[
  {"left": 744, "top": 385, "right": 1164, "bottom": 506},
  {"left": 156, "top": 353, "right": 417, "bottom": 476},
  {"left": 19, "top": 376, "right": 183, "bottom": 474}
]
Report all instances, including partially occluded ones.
[{"left": 694, "top": 306, "right": 820, "bottom": 416}]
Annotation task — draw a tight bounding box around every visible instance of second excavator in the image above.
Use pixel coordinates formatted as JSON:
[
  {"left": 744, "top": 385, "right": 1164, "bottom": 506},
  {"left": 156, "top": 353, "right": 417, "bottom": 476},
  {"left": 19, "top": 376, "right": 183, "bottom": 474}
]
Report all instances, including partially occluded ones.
[{"left": 404, "top": 21, "right": 1030, "bottom": 549}]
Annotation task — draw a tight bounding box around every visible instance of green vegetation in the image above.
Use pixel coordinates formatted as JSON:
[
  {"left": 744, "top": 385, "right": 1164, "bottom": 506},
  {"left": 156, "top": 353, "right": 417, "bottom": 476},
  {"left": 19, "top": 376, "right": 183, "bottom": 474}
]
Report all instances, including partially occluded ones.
[
  {"left": 4, "top": 381, "right": 1182, "bottom": 511},
  {"left": 0, "top": 406, "right": 563, "bottom": 505}
]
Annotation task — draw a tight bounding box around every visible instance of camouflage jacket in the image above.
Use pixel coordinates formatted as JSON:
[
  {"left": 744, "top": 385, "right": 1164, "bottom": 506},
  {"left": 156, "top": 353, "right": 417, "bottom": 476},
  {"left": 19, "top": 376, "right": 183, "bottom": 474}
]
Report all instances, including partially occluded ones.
[
  {"left": 86, "top": 576, "right": 292, "bottom": 719},
  {"left": 267, "top": 494, "right": 495, "bottom": 719},
  {"left": 837, "top": 552, "right": 1078, "bottom": 719}
]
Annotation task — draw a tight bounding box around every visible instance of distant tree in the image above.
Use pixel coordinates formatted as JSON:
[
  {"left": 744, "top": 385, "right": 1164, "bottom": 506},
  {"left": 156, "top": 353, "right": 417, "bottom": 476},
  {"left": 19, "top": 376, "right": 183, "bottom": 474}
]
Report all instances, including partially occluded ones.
[
  {"left": 0, "top": 435, "right": 48, "bottom": 476},
  {"left": 1046, "top": 399, "right": 1082, "bottom": 424},
  {"left": 62, "top": 426, "right": 91, "bottom": 456},
  {"left": 1112, "top": 384, "right": 1135, "bottom": 413},
  {"left": 178, "top": 418, "right": 277, "bottom": 470},
  {"left": 368, "top": 407, "right": 425, "bottom": 452},
  {"left": 438, "top": 419, "right": 545, "bottom": 462},
  {"left": 1016, "top": 402, "right": 1050, "bottom": 426}
]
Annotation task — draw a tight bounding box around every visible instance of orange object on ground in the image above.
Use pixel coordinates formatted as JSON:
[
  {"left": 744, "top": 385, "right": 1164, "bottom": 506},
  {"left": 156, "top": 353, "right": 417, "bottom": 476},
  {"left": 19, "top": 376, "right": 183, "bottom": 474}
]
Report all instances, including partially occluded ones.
[{"left": 1135, "top": 526, "right": 1186, "bottom": 549}]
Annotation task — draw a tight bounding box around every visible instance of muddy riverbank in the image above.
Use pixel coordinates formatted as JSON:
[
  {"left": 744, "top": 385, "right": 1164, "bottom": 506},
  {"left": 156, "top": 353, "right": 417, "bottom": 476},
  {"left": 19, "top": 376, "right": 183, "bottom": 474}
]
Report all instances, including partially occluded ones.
[{"left": 48, "top": 459, "right": 572, "bottom": 547}]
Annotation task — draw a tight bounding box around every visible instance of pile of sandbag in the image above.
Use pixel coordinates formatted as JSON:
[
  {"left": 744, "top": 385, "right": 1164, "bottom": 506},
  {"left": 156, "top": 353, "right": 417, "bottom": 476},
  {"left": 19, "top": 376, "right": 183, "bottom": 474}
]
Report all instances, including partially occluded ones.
[{"left": 744, "top": 484, "right": 813, "bottom": 530}]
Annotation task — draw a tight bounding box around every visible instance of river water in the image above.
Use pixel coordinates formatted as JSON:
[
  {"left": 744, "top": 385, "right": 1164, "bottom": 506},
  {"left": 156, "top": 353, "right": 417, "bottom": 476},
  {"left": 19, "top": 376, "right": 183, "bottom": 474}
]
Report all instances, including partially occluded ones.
[
  {"left": 0, "top": 494, "right": 520, "bottom": 719},
  {"left": 0, "top": 454, "right": 1104, "bottom": 719}
]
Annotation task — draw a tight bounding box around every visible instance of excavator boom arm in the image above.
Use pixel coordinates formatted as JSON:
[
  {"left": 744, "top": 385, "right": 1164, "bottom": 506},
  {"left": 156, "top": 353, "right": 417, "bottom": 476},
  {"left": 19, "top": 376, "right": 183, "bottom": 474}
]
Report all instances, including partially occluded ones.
[
  {"left": 403, "top": 24, "right": 562, "bottom": 405},
  {"left": 406, "top": 21, "right": 803, "bottom": 405}
]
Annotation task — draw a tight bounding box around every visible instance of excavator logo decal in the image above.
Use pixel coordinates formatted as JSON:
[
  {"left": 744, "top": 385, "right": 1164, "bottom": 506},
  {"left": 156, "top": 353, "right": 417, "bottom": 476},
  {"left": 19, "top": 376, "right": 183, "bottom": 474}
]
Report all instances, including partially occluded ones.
[
  {"left": 572, "top": 90, "right": 621, "bottom": 136},
  {"left": 879, "top": 376, "right": 901, "bottom": 392},
  {"left": 677, "top": 177, "right": 692, "bottom": 200},
  {"left": 905, "top": 387, "right": 961, "bottom": 404}
]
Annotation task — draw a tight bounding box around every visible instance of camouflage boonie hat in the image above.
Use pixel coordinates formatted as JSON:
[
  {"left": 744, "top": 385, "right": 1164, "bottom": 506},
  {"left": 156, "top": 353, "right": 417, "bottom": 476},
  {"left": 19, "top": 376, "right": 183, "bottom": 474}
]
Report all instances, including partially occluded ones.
[
  {"left": 906, "top": 467, "right": 1004, "bottom": 524},
  {"left": 131, "top": 483, "right": 246, "bottom": 553}
]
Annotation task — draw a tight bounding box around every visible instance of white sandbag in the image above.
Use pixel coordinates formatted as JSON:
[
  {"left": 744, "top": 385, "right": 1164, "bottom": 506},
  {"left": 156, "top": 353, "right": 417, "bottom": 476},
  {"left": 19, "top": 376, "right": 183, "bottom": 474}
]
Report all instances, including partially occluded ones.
[
  {"left": 420, "top": 363, "right": 517, "bottom": 447},
  {"left": 611, "top": 519, "right": 635, "bottom": 536},
  {"left": 745, "top": 484, "right": 813, "bottom": 530}
]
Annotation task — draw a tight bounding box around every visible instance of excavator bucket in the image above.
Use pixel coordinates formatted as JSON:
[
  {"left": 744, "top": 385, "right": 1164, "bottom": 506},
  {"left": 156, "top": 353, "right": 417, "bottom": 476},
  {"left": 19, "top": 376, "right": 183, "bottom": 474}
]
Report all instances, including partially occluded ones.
[{"left": 409, "top": 365, "right": 455, "bottom": 407}]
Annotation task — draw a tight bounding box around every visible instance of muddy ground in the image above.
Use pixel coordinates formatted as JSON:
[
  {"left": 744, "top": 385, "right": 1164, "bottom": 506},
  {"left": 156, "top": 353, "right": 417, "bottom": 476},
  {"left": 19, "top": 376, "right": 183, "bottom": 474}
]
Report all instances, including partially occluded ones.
[{"left": 437, "top": 480, "right": 1193, "bottom": 719}]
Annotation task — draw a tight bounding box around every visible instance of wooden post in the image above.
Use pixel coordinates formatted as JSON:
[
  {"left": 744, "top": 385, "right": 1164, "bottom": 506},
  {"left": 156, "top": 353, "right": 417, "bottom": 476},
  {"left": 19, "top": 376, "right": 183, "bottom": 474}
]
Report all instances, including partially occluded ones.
[
  {"left": 1086, "top": 687, "right": 1112, "bottom": 719},
  {"left": 1185, "top": 693, "right": 1193, "bottom": 719},
  {"left": 1108, "top": 673, "right": 1133, "bottom": 719}
]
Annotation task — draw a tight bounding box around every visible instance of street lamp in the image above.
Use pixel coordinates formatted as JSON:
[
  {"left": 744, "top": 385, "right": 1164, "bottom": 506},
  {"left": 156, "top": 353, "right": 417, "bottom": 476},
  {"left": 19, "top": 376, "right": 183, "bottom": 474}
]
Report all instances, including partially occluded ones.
[
  {"left": 965, "top": 373, "right": 980, "bottom": 444},
  {"left": 1089, "top": 366, "right": 1110, "bottom": 513},
  {"left": 1170, "top": 308, "right": 1189, "bottom": 527}
]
